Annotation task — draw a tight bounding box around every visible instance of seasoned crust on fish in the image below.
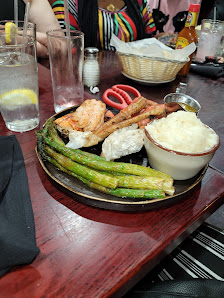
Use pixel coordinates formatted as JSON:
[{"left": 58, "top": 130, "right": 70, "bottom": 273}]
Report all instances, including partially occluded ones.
[
  {"left": 78, "top": 99, "right": 106, "bottom": 132},
  {"left": 54, "top": 112, "right": 82, "bottom": 137},
  {"left": 54, "top": 99, "right": 106, "bottom": 137}
]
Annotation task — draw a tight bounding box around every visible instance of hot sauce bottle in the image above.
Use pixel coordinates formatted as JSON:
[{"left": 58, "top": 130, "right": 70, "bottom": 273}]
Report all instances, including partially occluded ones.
[{"left": 175, "top": 4, "right": 200, "bottom": 76}]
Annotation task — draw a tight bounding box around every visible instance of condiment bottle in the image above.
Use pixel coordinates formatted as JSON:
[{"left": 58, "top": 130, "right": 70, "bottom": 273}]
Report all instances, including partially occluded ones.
[
  {"left": 175, "top": 4, "right": 200, "bottom": 76},
  {"left": 83, "top": 47, "right": 100, "bottom": 87}
]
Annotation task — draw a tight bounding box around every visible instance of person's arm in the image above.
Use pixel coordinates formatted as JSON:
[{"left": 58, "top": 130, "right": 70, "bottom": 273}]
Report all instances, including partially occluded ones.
[
  {"left": 23, "top": 0, "right": 61, "bottom": 58},
  {"left": 208, "top": 0, "right": 224, "bottom": 21},
  {"left": 138, "top": 0, "right": 157, "bottom": 35},
  {"left": 24, "top": 0, "right": 60, "bottom": 33},
  {"left": 24, "top": 0, "right": 61, "bottom": 33}
]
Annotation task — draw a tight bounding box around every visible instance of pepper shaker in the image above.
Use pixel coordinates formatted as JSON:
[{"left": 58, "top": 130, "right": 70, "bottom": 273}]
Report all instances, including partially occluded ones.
[{"left": 83, "top": 47, "right": 100, "bottom": 88}]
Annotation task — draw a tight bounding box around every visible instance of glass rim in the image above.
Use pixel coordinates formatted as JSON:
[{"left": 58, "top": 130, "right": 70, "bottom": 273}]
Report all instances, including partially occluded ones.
[
  {"left": 0, "top": 34, "right": 36, "bottom": 48},
  {"left": 201, "top": 19, "right": 224, "bottom": 26},
  {"left": 46, "top": 29, "right": 84, "bottom": 39},
  {"left": 202, "top": 19, "right": 223, "bottom": 23},
  {"left": 201, "top": 19, "right": 224, "bottom": 32},
  {"left": 0, "top": 20, "right": 36, "bottom": 27}
]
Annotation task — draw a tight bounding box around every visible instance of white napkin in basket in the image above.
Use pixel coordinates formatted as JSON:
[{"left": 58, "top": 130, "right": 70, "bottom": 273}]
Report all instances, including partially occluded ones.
[{"left": 110, "top": 34, "right": 196, "bottom": 62}]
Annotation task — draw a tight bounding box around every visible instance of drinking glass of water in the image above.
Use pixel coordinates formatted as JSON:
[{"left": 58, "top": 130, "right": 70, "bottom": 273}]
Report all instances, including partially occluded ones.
[
  {"left": 195, "top": 19, "right": 223, "bottom": 63},
  {"left": 0, "top": 21, "right": 39, "bottom": 132}
]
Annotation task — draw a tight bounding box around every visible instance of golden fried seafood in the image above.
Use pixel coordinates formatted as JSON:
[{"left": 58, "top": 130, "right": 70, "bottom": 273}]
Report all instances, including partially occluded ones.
[
  {"left": 54, "top": 99, "right": 106, "bottom": 137},
  {"left": 54, "top": 113, "right": 82, "bottom": 137},
  {"left": 74, "top": 99, "right": 106, "bottom": 132}
]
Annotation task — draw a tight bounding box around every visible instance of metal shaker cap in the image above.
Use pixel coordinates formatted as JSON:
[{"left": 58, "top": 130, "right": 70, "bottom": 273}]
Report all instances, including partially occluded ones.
[{"left": 84, "top": 47, "right": 99, "bottom": 58}]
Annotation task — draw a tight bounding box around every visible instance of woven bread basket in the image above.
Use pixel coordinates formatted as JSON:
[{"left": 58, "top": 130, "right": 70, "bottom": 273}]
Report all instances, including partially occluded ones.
[{"left": 117, "top": 51, "right": 189, "bottom": 82}]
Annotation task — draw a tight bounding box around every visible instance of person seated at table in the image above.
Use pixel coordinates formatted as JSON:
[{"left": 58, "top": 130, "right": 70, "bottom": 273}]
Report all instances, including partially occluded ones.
[
  {"left": 1, "top": 0, "right": 61, "bottom": 58},
  {"left": 202, "top": 0, "right": 224, "bottom": 21},
  {"left": 149, "top": 0, "right": 201, "bottom": 34},
  {"left": 149, "top": 0, "right": 223, "bottom": 34},
  {"left": 49, "top": 0, "right": 156, "bottom": 50}
]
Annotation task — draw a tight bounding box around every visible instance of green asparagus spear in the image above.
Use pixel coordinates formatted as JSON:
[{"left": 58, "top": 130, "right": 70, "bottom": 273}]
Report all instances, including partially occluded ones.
[
  {"left": 43, "top": 137, "right": 173, "bottom": 180},
  {"left": 43, "top": 152, "right": 165, "bottom": 199},
  {"left": 46, "top": 122, "right": 108, "bottom": 160},
  {"left": 118, "top": 176, "right": 174, "bottom": 195},
  {"left": 109, "top": 188, "right": 165, "bottom": 199},
  {"left": 44, "top": 124, "right": 173, "bottom": 187},
  {"left": 48, "top": 123, "right": 65, "bottom": 146},
  {"left": 41, "top": 117, "right": 54, "bottom": 136},
  {"left": 45, "top": 145, "right": 119, "bottom": 189},
  {"left": 99, "top": 173, "right": 174, "bottom": 195},
  {"left": 36, "top": 132, "right": 46, "bottom": 160},
  {"left": 37, "top": 121, "right": 173, "bottom": 197},
  {"left": 36, "top": 118, "right": 56, "bottom": 154}
]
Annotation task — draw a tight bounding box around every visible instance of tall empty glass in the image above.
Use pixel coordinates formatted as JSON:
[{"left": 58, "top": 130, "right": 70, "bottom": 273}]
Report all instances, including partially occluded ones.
[
  {"left": 47, "top": 29, "right": 84, "bottom": 113},
  {"left": 0, "top": 24, "right": 39, "bottom": 132}
]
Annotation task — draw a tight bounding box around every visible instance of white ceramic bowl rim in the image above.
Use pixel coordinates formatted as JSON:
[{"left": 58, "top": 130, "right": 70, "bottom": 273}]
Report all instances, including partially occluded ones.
[{"left": 145, "top": 127, "right": 220, "bottom": 157}]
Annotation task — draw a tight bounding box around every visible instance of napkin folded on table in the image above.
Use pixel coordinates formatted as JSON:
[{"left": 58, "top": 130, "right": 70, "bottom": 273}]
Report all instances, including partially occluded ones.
[
  {"left": 190, "top": 63, "right": 224, "bottom": 79},
  {"left": 0, "top": 135, "right": 40, "bottom": 277}
]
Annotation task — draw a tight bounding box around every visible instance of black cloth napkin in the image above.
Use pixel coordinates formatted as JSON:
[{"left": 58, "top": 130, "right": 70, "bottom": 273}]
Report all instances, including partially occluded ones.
[
  {"left": 0, "top": 135, "right": 39, "bottom": 277},
  {"left": 190, "top": 62, "right": 224, "bottom": 79}
]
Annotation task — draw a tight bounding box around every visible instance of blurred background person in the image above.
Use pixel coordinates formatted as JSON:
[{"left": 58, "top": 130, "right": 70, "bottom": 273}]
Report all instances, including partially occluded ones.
[
  {"left": 1, "top": 0, "right": 61, "bottom": 57},
  {"left": 49, "top": 0, "right": 156, "bottom": 50},
  {"left": 149, "top": 0, "right": 202, "bottom": 34},
  {"left": 149, "top": 0, "right": 224, "bottom": 35},
  {"left": 199, "top": 0, "right": 224, "bottom": 22}
]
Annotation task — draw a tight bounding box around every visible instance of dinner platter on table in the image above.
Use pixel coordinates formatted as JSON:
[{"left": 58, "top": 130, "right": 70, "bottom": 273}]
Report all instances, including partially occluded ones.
[
  {"left": 122, "top": 71, "right": 176, "bottom": 86},
  {"left": 36, "top": 107, "right": 208, "bottom": 212}
]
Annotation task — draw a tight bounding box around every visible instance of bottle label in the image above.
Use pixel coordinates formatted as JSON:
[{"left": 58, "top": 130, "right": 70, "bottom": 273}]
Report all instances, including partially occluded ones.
[
  {"left": 175, "top": 37, "right": 189, "bottom": 49},
  {"left": 185, "top": 11, "right": 197, "bottom": 27}
]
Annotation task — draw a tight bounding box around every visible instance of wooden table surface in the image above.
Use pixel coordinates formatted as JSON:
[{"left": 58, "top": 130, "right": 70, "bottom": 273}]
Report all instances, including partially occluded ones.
[{"left": 0, "top": 51, "right": 224, "bottom": 297}]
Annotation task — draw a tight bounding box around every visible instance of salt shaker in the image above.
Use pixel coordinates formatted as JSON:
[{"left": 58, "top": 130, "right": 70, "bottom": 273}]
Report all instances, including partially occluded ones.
[{"left": 83, "top": 47, "right": 100, "bottom": 88}]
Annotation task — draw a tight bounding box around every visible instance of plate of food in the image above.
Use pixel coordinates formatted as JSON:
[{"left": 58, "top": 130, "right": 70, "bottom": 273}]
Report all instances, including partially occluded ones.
[{"left": 36, "top": 97, "right": 209, "bottom": 211}]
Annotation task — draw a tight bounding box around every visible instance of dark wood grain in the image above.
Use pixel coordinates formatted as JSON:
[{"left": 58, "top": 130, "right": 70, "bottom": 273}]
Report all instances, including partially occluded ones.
[{"left": 0, "top": 52, "right": 223, "bottom": 297}]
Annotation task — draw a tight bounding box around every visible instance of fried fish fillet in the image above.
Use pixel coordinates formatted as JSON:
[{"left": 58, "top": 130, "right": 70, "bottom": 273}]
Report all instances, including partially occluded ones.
[
  {"left": 54, "top": 112, "right": 82, "bottom": 137},
  {"left": 54, "top": 99, "right": 106, "bottom": 137}
]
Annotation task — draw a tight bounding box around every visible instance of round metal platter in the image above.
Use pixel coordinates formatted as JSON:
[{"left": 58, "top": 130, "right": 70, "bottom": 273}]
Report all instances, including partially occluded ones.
[{"left": 36, "top": 107, "right": 208, "bottom": 212}]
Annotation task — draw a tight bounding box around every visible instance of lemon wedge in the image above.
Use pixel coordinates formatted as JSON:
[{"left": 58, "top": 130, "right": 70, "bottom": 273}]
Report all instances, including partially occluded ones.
[
  {"left": 0, "top": 89, "right": 38, "bottom": 107},
  {"left": 5, "top": 22, "right": 18, "bottom": 43}
]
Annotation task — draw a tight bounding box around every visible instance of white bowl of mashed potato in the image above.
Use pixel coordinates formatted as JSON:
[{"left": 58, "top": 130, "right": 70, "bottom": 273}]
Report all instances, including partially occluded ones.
[{"left": 144, "top": 111, "right": 220, "bottom": 180}]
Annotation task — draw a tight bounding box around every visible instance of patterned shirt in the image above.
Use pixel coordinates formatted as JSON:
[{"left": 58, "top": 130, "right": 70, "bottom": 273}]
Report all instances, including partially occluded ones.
[{"left": 51, "top": 0, "right": 156, "bottom": 50}]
